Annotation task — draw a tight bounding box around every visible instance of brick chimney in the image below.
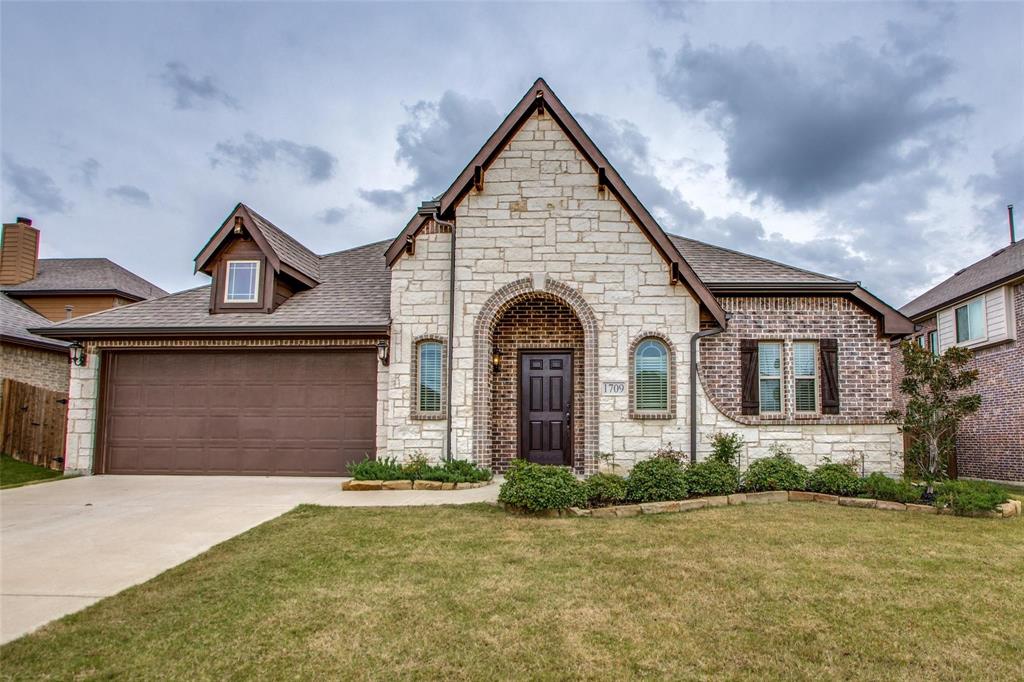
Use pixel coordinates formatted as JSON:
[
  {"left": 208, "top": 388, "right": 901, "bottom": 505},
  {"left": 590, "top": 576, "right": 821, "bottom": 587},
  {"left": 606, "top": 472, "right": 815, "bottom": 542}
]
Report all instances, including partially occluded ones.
[{"left": 0, "top": 217, "right": 40, "bottom": 285}]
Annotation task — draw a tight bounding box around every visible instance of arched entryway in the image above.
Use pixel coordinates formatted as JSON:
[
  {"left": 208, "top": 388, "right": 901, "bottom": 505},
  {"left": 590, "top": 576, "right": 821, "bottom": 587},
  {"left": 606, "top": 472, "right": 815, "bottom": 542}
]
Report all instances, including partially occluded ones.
[{"left": 472, "top": 277, "right": 598, "bottom": 474}]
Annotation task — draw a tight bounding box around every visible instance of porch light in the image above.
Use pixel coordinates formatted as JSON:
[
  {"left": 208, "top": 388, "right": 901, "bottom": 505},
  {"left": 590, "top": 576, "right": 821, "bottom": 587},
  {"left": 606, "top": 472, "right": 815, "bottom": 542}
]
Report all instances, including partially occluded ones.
[
  {"left": 377, "top": 340, "right": 390, "bottom": 367},
  {"left": 491, "top": 346, "right": 503, "bottom": 373},
  {"left": 69, "top": 341, "right": 87, "bottom": 367}
]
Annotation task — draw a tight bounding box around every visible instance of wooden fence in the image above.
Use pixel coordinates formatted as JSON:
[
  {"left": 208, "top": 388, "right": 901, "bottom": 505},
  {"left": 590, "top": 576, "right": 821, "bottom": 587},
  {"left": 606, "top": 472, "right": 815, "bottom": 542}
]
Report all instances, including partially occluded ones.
[{"left": 0, "top": 378, "right": 68, "bottom": 470}]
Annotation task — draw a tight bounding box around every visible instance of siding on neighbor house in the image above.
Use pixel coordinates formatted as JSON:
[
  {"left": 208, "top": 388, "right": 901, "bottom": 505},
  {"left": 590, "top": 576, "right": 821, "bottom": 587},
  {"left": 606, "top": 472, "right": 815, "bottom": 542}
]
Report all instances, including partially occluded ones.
[
  {"left": 0, "top": 342, "right": 69, "bottom": 395},
  {"left": 935, "top": 285, "right": 1016, "bottom": 352}
]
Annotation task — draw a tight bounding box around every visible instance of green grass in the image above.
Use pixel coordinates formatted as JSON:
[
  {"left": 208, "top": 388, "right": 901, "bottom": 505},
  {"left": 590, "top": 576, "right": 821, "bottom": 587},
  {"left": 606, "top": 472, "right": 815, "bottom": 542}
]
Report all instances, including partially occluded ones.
[
  {"left": 2, "top": 503, "right": 1022, "bottom": 680},
  {"left": 0, "top": 455, "right": 63, "bottom": 489}
]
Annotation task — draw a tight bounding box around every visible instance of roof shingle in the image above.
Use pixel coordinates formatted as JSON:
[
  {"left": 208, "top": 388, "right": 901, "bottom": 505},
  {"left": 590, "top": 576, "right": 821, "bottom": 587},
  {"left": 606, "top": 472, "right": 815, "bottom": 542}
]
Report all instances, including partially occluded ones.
[
  {"left": 669, "top": 235, "right": 848, "bottom": 286},
  {"left": 0, "top": 294, "right": 69, "bottom": 350},
  {"left": 242, "top": 204, "right": 321, "bottom": 282},
  {"left": 1, "top": 258, "right": 167, "bottom": 300}
]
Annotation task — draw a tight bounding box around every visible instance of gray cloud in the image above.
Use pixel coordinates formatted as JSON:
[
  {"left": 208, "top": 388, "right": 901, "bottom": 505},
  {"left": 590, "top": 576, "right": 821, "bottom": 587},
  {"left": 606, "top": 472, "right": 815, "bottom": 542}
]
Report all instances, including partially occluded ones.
[
  {"left": 75, "top": 157, "right": 100, "bottom": 187},
  {"left": 159, "top": 61, "right": 239, "bottom": 110},
  {"left": 317, "top": 207, "right": 347, "bottom": 225},
  {"left": 653, "top": 39, "right": 971, "bottom": 209},
  {"left": 357, "top": 188, "right": 407, "bottom": 212},
  {"left": 967, "top": 139, "right": 1024, "bottom": 241},
  {"left": 210, "top": 133, "right": 337, "bottom": 184},
  {"left": 106, "top": 184, "right": 151, "bottom": 206},
  {"left": 2, "top": 156, "right": 70, "bottom": 213}
]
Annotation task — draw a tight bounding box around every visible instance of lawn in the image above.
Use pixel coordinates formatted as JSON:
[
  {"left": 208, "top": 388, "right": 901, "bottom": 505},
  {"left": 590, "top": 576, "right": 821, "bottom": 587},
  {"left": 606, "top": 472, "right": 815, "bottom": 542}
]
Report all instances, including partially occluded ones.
[
  {"left": 1, "top": 503, "right": 1022, "bottom": 680},
  {"left": 0, "top": 455, "right": 63, "bottom": 489}
]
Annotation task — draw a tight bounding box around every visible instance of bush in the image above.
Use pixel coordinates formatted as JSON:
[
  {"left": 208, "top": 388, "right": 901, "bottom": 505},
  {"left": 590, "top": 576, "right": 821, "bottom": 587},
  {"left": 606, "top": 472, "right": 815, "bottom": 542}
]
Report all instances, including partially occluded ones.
[
  {"left": 583, "top": 473, "right": 627, "bottom": 507},
  {"left": 683, "top": 460, "right": 740, "bottom": 497},
  {"left": 626, "top": 457, "right": 687, "bottom": 503},
  {"left": 417, "top": 459, "right": 493, "bottom": 483},
  {"left": 806, "top": 461, "right": 864, "bottom": 497},
  {"left": 862, "top": 472, "right": 923, "bottom": 504},
  {"left": 401, "top": 452, "right": 432, "bottom": 480},
  {"left": 934, "top": 480, "right": 1008, "bottom": 516},
  {"left": 652, "top": 444, "right": 686, "bottom": 464},
  {"left": 498, "top": 461, "right": 585, "bottom": 512},
  {"left": 709, "top": 433, "right": 744, "bottom": 466},
  {"left": 742, "top": 448, "right": 808, "bottom": 492},
  {"left": 348, "top": 456, "right": 406, "bottom": 481}
]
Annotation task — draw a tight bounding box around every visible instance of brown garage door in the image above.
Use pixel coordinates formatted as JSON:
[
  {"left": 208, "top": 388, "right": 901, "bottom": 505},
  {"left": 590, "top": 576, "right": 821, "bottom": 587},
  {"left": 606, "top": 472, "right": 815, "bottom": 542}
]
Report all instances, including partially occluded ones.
[{"left": 99, "top": 350, "right": 376, "bottom": 475}]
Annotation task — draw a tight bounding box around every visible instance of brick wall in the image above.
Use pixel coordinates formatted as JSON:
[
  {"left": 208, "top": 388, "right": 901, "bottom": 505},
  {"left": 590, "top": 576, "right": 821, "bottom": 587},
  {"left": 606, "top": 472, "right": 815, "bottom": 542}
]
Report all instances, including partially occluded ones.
[
  {"left": 0, "top": 342, "right": 69, "bottom": 394},
  {"left": 490, "top": 296, "right": 584, "bottom": 471}
]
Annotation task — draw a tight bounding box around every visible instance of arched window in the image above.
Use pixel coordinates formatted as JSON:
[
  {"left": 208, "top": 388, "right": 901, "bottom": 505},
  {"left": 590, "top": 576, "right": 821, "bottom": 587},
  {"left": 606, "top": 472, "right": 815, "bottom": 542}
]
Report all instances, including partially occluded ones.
[
  {"left": 633, "top": 338, "right": 669, "bottom": 413},
  {"left": 414, "top": 339, "right": 444, "bottom": 417}
]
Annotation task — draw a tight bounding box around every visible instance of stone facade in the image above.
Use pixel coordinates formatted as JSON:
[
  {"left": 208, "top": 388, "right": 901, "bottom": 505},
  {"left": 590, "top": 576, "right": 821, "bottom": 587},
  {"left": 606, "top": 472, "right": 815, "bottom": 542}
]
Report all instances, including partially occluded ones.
[{"left": 0, "top": 342, "right": 69, "bottom": 395}]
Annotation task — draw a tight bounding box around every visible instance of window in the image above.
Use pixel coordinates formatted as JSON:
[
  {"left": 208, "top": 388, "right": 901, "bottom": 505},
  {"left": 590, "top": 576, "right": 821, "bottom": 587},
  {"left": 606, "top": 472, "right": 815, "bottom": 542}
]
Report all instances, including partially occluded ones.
[
  {"left": 758, "top": 342, "right": 782, "bottom": 413},
  {"left": 634, "top": 338, "right": 669, "bottom": 412},
  {"left": 793, "top": 342, "right": 818, "bottom": 413},
  {"left": 417, "top": 340, "right": 443, "bottom": 414},
  {"left": 928, "top": 331, "right": 938, "bottom": 356},
  {"left": 917, "top": 335, "right": 927, "bottom": 349},
  {"left": 225, "top": 260, "right": 260, "bottom": 303},
  {"left": 955, "top": 298, "right": 985, "bottom": 343}
]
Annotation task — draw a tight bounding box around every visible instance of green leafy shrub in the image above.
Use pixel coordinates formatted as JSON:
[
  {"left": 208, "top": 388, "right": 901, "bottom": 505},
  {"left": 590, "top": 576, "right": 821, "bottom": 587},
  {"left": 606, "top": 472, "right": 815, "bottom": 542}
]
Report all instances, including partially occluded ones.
[
  {"left": 416, "top": 459, "right": 494, "bottom": 483},
  {"left": 498, "top": 461, "right": 585, "bottom": 512},
  {"left": 934, "top": 480, "right": 1008, "bottom": 516},
  {"left": 806, "top": 461, "right": 864, "bottom": 497},
  {"left": 401, "top": 452, "right": 432, "bottom": 480},
  {"left": 583, "top": 473, "right": 627, "bottom": 507},
  {"left": 709, "top": 433, "right": 744, "bottom": 466},
  {"left": 683, "top": 460, "right": 739, "bottom": 497},
  {"left": 862, "top": 472, "right": 923, "bottom": 503},
  {"left": 348, "top": 456, "right": 406, "bottom": 481},
  {"left": 742, "top": 447, "right": 808, "bottom": 492},
  {"left": 626, "top": 457, "right": 687, "bottom": 503}
]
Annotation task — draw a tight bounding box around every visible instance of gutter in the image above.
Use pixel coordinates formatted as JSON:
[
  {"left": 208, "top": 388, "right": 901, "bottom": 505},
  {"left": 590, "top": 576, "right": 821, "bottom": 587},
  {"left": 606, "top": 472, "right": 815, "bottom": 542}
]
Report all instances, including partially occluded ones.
[
  {"left": 418, "top": 201, "right": 458, "bottom": 462},
  {"left": 30, "top": 324, "right": 390, "bottom": 340},
  {"left": 690, "top": 325, "right": 724, "bottom": 464}
]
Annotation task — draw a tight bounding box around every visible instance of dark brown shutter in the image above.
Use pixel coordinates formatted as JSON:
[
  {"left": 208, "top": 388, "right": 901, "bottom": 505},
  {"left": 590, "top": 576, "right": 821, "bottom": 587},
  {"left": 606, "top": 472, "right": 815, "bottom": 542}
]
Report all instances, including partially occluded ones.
[
  {"left": 820, "top": 338, "right": 840, "bottom": 414},
  {"left": 740, "top": 339, "right": 759, "bottom": 415}
]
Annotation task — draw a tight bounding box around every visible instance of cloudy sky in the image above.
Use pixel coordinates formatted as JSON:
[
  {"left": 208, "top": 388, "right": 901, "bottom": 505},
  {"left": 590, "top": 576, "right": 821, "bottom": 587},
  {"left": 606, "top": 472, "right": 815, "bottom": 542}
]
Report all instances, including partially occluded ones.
[{"left": 2, "top": 1, "right": 1021, "bottom": 306}]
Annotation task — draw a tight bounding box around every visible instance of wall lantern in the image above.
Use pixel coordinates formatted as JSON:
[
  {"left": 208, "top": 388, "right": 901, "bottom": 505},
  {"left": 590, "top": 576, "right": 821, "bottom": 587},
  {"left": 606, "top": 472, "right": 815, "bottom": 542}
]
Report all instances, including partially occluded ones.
[
  {"left": 69, "top": 341, "right": 88, "bottom": 367},
  {"left": 491, "top": 346, "right": 503, "bottom": 373},
  {"left": 377, "top": 340, "right": 390, "bottom": 367}
]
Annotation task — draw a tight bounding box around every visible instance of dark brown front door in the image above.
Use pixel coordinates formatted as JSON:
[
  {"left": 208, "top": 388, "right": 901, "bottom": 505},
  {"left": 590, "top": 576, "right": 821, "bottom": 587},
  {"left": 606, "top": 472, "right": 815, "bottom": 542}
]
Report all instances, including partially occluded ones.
[{"left": 519, "top": 351, "right": 572, "bottom": 466}]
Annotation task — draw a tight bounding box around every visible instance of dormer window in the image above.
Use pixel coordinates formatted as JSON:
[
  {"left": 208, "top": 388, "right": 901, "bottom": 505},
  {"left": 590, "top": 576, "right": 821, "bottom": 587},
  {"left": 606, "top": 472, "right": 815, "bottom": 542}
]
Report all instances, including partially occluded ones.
[{"left": 225, "top": 260, "right": 260, "bottom": 303}]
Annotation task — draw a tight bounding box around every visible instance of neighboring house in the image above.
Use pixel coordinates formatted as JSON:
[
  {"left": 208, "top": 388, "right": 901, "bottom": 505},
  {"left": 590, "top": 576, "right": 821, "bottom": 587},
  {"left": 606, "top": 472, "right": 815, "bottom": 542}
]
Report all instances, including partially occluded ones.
[
  {"left": 37, "top": 79, "right": 914, "bottom": 478},
  {"left": 0, "top": 293, "right": 69, "bottom": 398},
  {"left": 896, "top": 238, "right": 1023, "bottom": 483}
]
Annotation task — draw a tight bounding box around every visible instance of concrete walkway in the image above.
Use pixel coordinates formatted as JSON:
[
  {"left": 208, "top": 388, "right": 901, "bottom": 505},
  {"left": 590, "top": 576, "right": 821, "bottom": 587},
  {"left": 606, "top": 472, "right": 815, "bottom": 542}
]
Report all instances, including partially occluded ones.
[{"left": 0, "top": 475, "right": 498, "bottom": 644}]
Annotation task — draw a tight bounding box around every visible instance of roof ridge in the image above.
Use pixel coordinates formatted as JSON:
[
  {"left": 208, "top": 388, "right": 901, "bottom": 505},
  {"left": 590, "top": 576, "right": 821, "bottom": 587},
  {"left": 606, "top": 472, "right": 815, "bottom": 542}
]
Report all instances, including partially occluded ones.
[
  {"left": 320, "top": 239, "right": 391, "bottom": 258},
  {"left": 668, "top": 233, "right": 850, "bottom": 283}
]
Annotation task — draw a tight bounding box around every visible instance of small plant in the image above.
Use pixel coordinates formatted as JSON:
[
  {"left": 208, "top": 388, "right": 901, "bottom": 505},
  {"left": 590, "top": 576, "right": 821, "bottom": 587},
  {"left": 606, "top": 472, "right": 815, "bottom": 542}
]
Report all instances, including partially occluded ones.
[
  {"left": 861, "top": 472, "right": 923, "bottom": 504},
  {"left": 742, "top": 446, "right": 809, "bottom": 492},
  {"left": 626, "top": 457, "right": 687, "bottom": 503},
  {"left": 416, "top": 459, "right": 493, "bottom": 483},
  {"left": 583, "top": 473, "right": 627, "bottom": 507},
  {"left": 652, "top": 443, "right": 686, "bottom": 464},
  {"left": 934, "top": 480, "right": 1008, "bottom": 516},
  {"left": 683, "top": 460, "right": 739, "bottom": 497},
  {"left": 401, "top": 451, "right": 432, "bottom": 480},
  {"left": 709, "top": 433, "right": 744, "bottom": 466},
  {"left": 348, "top": 456, "right": 406, "bottom": 481},
  {"left": 596, "top": 451, "right": 622, "bottom": 474},
  {"left": 498, "top": 461, "right": 585, "bottom": 512},
  {"left": 806, "top": 460, "right": 864, "bottom": 497}
]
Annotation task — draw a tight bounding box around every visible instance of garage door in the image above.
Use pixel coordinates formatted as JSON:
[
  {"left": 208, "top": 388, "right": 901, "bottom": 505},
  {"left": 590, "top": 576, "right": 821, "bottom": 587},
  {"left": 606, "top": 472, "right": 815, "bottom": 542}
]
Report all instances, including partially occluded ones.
[{"left": 99, "top": 350, "right": 376, "bottom": 475}]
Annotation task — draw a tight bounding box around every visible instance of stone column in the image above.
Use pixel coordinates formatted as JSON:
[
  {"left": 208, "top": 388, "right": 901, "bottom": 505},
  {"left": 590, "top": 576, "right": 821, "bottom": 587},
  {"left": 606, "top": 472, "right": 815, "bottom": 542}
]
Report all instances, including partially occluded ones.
[{"left": 64, "top": 347, "right": 100, "bottom": 475}]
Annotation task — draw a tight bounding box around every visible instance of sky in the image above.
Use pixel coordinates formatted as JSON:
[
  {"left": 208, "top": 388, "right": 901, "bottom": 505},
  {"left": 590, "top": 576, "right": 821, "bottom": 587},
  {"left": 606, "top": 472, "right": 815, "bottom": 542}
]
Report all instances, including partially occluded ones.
[{"left": 1, "top": 1, "right": 1021, "bottom": 306}]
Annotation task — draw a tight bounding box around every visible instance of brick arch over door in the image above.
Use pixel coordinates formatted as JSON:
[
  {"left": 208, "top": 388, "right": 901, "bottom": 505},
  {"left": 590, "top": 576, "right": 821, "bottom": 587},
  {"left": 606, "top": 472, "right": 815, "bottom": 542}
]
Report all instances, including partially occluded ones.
[{"left": 473, "top": 277, "right": 599, "bottom": 474}]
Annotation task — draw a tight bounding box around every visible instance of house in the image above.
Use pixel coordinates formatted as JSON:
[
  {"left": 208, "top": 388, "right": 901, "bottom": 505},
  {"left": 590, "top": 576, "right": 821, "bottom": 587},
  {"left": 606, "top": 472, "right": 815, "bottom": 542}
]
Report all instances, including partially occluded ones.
[
  {"left": 896, "top": 234, "right": 1023, "bottom": 483},
  {"left": 37, "top": 79, "right": 914, "bottom": 477}
]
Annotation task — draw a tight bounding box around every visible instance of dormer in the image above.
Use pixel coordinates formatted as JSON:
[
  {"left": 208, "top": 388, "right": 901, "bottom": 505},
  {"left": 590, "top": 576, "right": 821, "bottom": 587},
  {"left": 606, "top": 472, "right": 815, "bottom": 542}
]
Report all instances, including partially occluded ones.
[{"left": 194, "top": 203, "right": 321, "bottom": 314}]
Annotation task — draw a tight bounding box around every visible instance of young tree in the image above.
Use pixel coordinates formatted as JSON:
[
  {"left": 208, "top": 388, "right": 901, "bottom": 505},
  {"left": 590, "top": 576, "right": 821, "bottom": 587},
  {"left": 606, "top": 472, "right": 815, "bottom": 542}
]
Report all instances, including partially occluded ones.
[{"left": 885, "top": 341, "right": 981, "bottom": 494}]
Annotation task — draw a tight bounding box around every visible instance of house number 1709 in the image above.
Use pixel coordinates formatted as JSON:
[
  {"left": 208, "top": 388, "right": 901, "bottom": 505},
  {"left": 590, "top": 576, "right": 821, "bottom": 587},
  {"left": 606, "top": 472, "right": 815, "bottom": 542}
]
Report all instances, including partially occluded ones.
[{"left": 602, "top": 381, "right": 626, "bottom": 396}]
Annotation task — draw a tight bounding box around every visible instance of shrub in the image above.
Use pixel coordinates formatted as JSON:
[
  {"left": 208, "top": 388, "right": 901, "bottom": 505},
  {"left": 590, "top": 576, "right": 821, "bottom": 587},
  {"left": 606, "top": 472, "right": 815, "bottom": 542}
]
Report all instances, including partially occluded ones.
[
  {"left": 709, "top": 433, "right": 744, "bottom": 466},
  {"left": 498, "top": 461, "right": 585, "bottom": 512},
  {"left": 683, "top": 460, "right": 740, "bottom": 497},
  {"left": 742, "top": 447, "right": 808, "bottom": 492},
  {"left": 653, "top": 444, "right": 686, "bottom": 464},
  {"left": 626, "top": 457, "right": 687, "bottom": 503},
  {"left": 862, "top": 472, "right": 923, "bottom": 504},
  {"left": 401, "top": 452, "right": 432, "bottom": 480},
  {"left": 417, "top": 459, "right": 493, "bottom": 483},
  {"left": 348, "top": 456, "right": 406, "bottom": 481},
  {"left": 806, "top": 461, "right": 864, "bottom": 497},
  {"left": 583, "top": 473, "right": 627, "bottom": 507},
  {"left": 934, "top": 480, "right": 1008, "bottom": 516}
]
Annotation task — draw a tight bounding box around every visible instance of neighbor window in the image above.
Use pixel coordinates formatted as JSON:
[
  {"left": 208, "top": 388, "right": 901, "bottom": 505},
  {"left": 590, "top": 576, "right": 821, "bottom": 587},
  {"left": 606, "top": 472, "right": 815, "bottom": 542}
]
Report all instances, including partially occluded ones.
[
  {"left": 417, "top": 340, "right": 443, "bottom": 414},
  {"left": 758, "top": 342, "right": 782, "bottom": 413},
  {"left": 793, "top": 341, "right": 818, "bottom": 413},
  {"left": 928, "top": 330, "right": 938, "bottom": 356},
  {"left": 955, "top": 298, "right": 985, "bottom": 343},
  {"left": 634, "top": 338, "right": 669, "bottom": 412},
  {"left": 225, "top": 260, "right": 260, "bottom": 303}
]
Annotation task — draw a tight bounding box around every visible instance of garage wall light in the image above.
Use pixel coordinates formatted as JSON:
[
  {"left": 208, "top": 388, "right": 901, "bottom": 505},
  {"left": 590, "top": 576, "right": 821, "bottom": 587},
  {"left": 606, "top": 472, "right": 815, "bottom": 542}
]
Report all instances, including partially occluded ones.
[
  {"left": 377, "top": 340, "right": 390, "bottom": 367},
  {"left": 69, "top": 341, "right": 88, "bottom": 367}
]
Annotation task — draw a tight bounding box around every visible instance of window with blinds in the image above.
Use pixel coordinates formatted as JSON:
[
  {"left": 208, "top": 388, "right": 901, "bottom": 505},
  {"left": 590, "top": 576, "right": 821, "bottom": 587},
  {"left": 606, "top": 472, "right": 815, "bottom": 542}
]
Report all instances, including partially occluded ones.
[
  {"left": 758, "top": 342, "right": 782, "bottom": 413},
  {"left": 418, "top": 341, "right": 443, "bottom": 413},
  {"left": 955, "top": 298, "right": 985, "bottom": 343},
  {"left": 634, "top": 338, "right": 668, "bottom": 411},
  {"left": 793, "top": 341, "right": 818, "bottom": 413}
]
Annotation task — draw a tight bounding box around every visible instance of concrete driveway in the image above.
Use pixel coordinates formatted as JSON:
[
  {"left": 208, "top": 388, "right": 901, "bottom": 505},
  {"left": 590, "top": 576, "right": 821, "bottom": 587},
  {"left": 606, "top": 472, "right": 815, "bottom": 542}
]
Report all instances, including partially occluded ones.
[{"left": 0, "top": 475, "right": 498, "bottom": 644}]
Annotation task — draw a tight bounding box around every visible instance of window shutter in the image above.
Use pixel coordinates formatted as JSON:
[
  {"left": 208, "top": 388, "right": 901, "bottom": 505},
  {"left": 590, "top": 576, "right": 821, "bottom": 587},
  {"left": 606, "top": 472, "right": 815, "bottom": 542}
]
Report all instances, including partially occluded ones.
[
  {"left": 820, "top": 338, "right": 839, "bottom": 414},
  {"left": 740, "top": 339, "right": 759, "bottom": 415}
]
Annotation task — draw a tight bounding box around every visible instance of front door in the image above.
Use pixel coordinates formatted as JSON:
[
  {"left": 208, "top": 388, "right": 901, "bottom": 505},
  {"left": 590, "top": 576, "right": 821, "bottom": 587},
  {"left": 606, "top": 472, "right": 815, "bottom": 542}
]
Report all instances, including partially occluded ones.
[{"left": 519, "top": 351, "right": 572, "bottom": 466}]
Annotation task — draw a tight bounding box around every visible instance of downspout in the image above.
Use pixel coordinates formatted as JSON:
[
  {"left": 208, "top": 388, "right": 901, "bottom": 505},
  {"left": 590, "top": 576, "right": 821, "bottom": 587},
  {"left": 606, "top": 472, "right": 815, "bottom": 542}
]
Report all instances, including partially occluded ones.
[
  {"left": 690, "top": 325, "right": 724, "bottom": 464},
  {"left": 418, "top": 201, "right": 457, "bottom": 461}
]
